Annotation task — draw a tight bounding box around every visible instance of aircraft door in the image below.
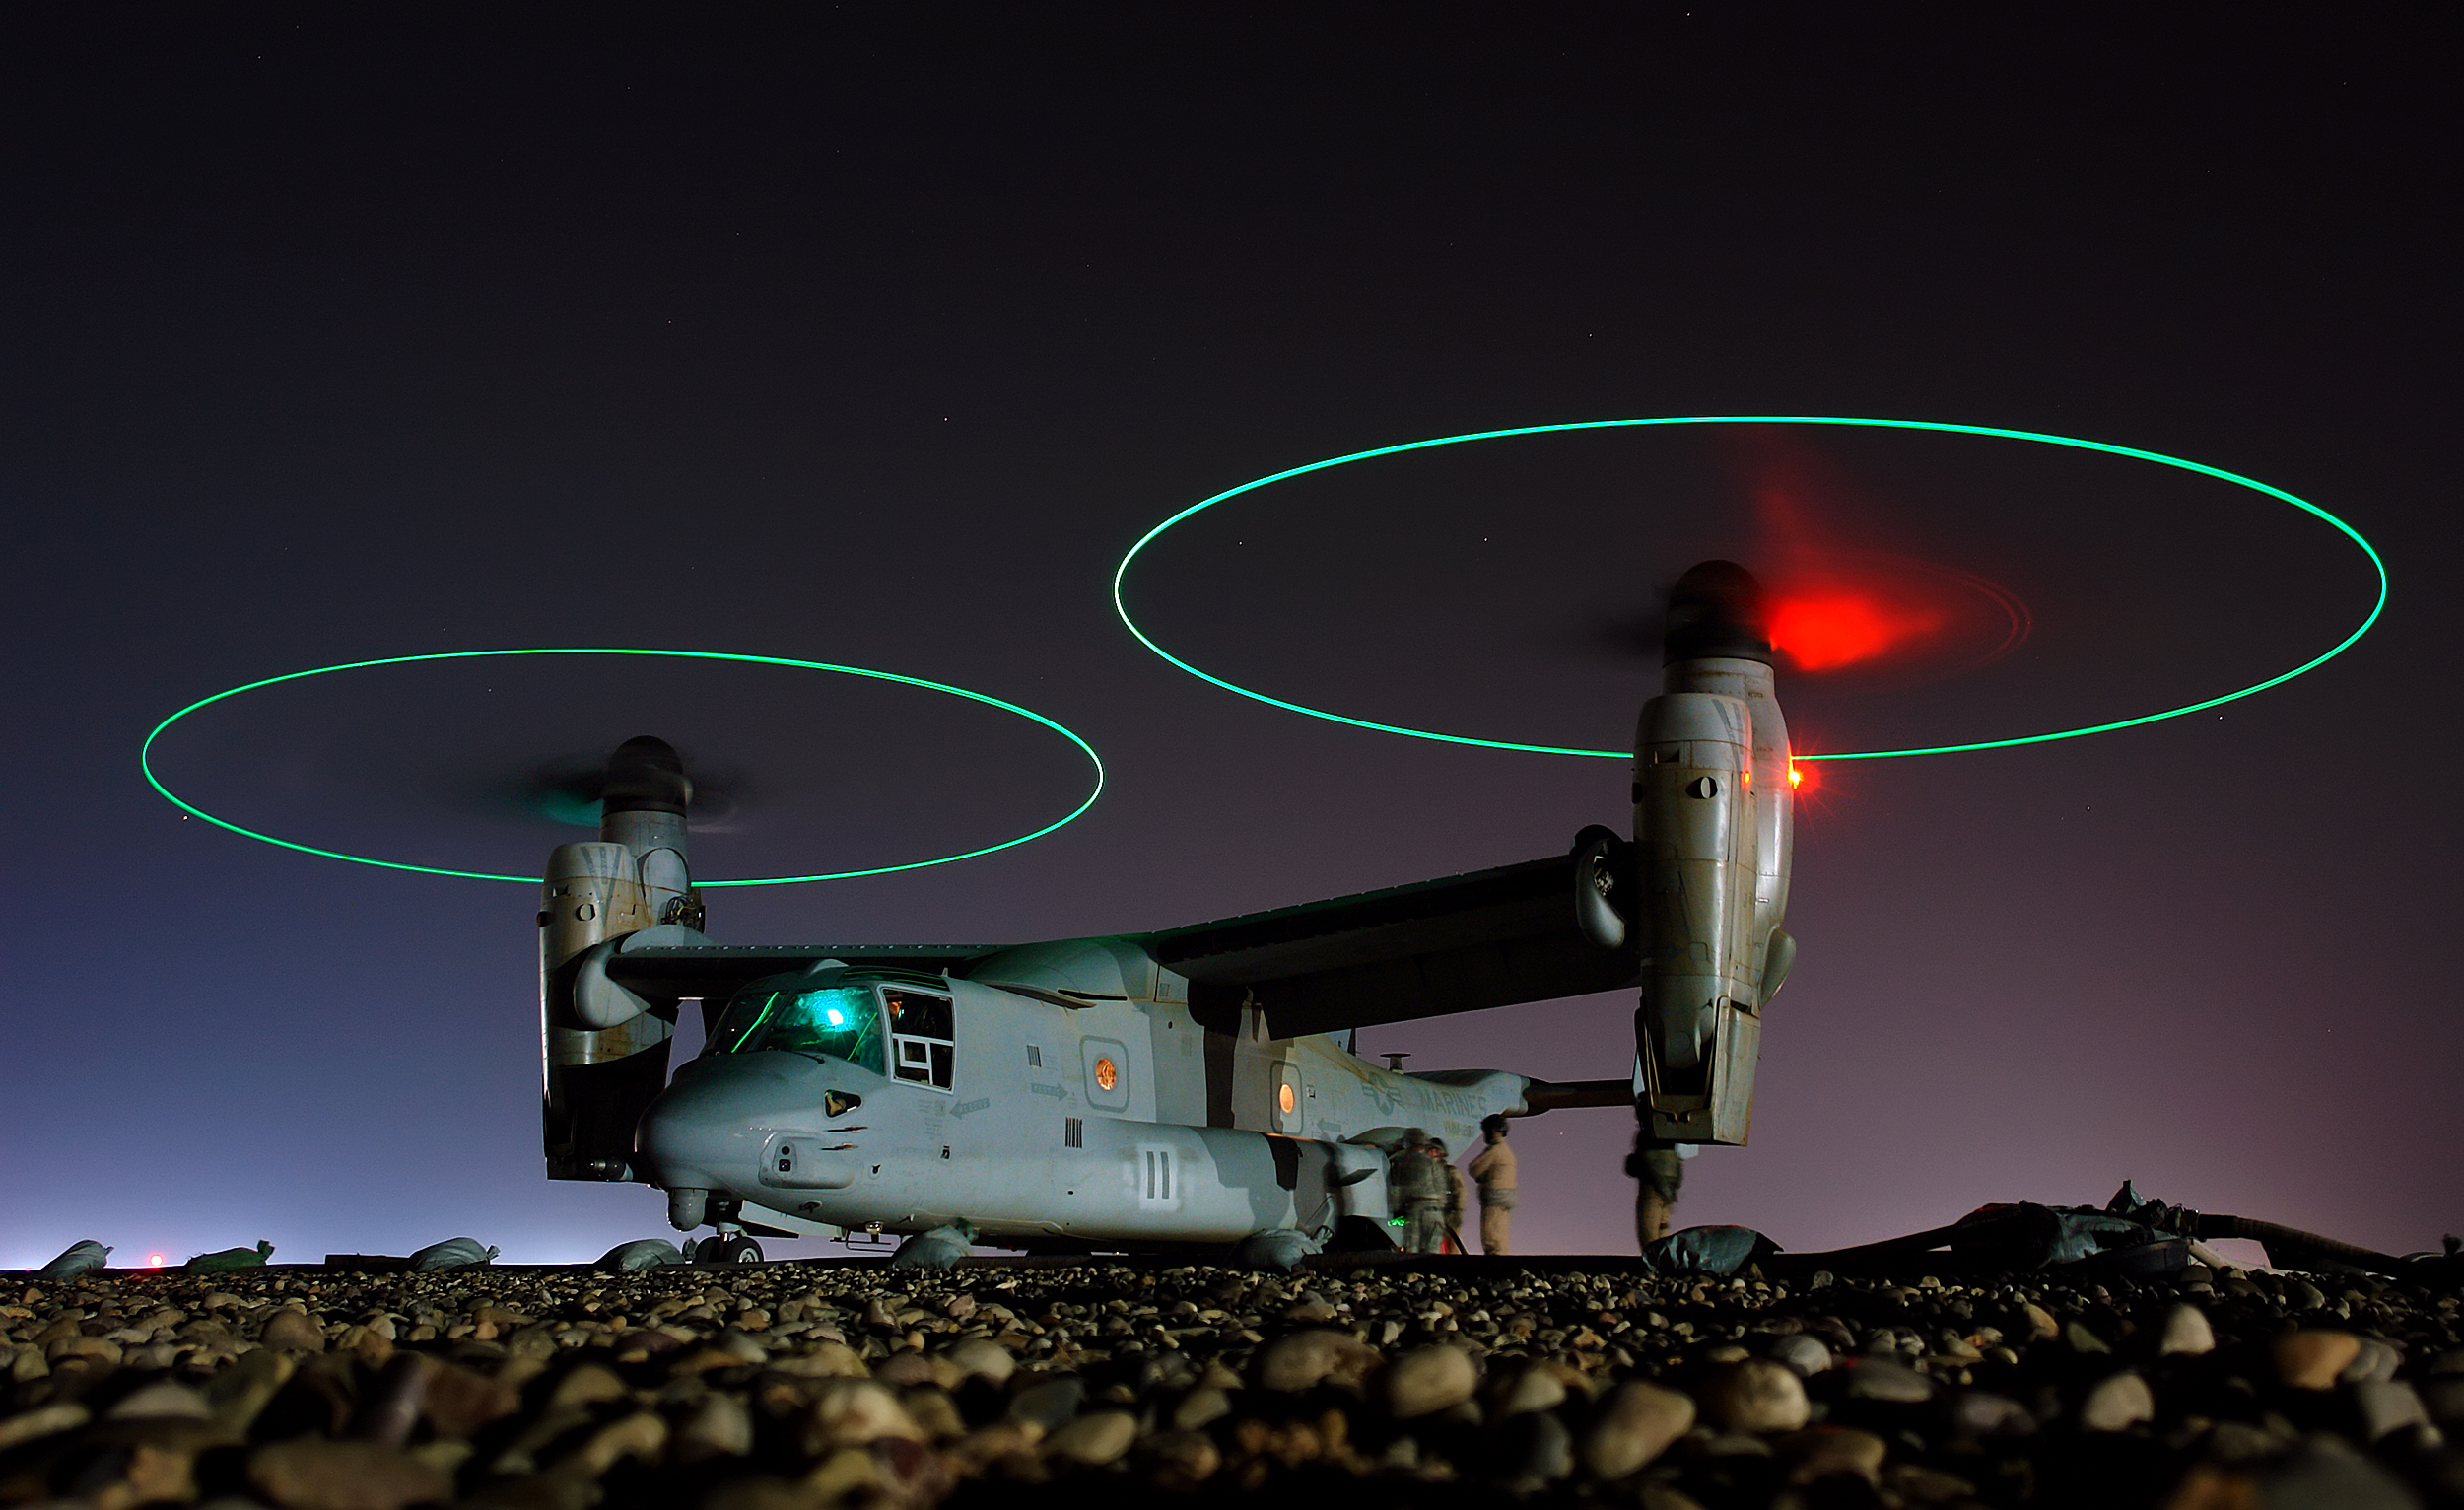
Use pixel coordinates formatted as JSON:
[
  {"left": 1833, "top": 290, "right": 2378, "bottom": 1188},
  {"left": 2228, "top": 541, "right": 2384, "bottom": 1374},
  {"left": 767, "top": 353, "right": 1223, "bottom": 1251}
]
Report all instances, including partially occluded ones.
[{"left": 1270, "top": 1060, "right": 1304, "bottom": 1134}]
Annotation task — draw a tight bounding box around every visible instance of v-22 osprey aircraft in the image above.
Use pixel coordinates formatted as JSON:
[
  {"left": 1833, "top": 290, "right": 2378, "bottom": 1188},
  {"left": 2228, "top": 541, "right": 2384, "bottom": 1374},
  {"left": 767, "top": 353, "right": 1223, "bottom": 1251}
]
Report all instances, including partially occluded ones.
[{"left": 539, "top": 562, "right": 1798, "bottom": 1264}]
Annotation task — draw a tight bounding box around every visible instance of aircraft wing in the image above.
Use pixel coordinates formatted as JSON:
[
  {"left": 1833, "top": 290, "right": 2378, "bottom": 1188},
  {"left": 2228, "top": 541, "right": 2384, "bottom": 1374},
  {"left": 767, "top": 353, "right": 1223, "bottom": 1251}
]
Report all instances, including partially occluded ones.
[
  {"left": 1138, "top": 852, "right": 1636, "bottom": 1037},
  {"left": 601, "top": 942, "right": 1008, "bottom": 1001}
]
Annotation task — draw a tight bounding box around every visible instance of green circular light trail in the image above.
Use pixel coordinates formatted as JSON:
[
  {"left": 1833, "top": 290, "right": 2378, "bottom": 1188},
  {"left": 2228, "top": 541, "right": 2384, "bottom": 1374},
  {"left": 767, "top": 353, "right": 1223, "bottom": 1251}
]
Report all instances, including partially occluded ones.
[
  {"left": 1113, "top": 417, "right": 2388, "bottom": 761},
  {"left": 141, "top": 649, "right": 1106, "bottom": 885}
]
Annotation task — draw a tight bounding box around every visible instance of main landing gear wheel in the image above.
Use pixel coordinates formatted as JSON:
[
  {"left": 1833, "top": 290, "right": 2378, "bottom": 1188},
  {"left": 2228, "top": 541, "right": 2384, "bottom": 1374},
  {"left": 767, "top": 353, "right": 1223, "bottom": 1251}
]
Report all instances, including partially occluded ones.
[{"left": 693, "top": 1234, "right": 764, "bottom": 1264}]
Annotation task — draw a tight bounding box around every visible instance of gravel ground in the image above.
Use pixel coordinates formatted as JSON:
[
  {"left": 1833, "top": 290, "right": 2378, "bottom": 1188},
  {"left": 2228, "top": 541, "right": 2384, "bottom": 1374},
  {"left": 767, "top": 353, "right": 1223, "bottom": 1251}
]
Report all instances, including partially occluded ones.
[{"left": 4, "top": 1255, "right": 2461, "bottom": 1509}]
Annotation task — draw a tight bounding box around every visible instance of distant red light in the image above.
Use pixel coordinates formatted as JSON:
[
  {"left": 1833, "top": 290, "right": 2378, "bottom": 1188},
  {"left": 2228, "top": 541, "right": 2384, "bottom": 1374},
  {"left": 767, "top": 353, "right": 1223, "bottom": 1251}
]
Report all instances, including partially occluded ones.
[{"left": 148, "top": 1253, "right": 165, "bottom": 1267}]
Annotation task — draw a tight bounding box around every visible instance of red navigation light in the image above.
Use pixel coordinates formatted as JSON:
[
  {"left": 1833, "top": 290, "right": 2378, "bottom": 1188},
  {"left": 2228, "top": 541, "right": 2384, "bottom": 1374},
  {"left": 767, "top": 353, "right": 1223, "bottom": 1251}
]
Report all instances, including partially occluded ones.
[
  {"left": 1767, "top": 589, "right": 1945, "bottom": 671},
  {"left": 1787, "top": 765, "right": 1805, "bottom": 789}
]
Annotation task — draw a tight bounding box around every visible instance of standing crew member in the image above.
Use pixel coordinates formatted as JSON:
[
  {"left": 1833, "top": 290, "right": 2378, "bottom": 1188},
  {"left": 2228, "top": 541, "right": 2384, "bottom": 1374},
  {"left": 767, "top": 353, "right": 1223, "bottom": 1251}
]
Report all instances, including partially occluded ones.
[
  {"left": 1392, "top": 1129, "right": 1450, "bottom": 1254},
  {"left": 1469, "top": 1114, "right": 1519, "bottom": 1255}
]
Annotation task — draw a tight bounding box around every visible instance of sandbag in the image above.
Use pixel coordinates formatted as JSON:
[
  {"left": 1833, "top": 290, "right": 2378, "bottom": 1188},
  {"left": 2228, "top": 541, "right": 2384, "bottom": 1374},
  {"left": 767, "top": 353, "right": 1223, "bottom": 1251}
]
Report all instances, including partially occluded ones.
[
  {"left": 1229, "top": 1228, "right": 1323, "bottom": 1273},
  {"left": 36, "top": 1241, "right": 111, "bottom": 1278},
  {"left": 597, "top": 1239, "right": 686, "bottom": 1270},
  {"left": 891, "top": 1223, "right": 976, "bottom": 1271},
  {"left": 408, "top": 1237, "right": 500, "bottom": 1271},
  {"left": 1642, "top": 1224, "right": 1779, "bottom": 1276},
  {"left": 186, "top": 1240, "right": 274, "bottom": 1272}
]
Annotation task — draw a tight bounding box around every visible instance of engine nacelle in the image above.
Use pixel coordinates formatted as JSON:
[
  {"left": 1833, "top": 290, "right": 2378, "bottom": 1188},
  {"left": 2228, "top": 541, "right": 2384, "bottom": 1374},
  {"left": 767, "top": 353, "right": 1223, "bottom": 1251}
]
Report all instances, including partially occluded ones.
[
  {"left": 539, "top": 737, "right": 703, "bottom": 1182},
  {"left": 1632, "top": 563, "right": 1795, "bottom": 1145}
]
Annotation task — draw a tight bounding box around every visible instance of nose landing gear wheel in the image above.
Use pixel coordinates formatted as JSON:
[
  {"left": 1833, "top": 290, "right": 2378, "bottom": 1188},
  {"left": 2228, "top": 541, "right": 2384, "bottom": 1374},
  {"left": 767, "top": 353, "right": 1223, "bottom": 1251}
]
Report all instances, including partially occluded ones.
[{"left": 692, "top": 1234, "right": 765, "bottom": 1264}]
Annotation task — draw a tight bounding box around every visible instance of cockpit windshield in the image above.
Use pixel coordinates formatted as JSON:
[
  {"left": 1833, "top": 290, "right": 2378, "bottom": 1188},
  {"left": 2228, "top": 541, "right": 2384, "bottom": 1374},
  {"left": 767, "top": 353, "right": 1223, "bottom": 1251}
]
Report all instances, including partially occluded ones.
[{"left": 705, "top": 983, "right": 886, "bottom": 1074}]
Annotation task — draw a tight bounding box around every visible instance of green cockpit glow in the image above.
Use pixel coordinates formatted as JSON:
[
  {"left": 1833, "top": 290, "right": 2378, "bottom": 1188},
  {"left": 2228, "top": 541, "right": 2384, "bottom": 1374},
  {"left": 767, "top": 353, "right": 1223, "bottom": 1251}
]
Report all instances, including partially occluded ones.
[
  {"left": 1111, "top": 417, "right": 2389, "bottom": 761},
  {"left": 138, "top": 648, "right": 1106, "bottom": 884},
  {"left": 707, "top": 984, "right": 886, "bottom": 1075}
]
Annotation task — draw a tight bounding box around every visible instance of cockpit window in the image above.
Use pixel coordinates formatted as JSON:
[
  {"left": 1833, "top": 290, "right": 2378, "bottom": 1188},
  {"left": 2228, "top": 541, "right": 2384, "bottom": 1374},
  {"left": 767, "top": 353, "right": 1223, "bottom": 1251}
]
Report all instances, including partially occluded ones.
[
  {"left": 706, "top": 984, "right": 885, "bottom": 1074},
  {"left": 884, "top": 987, "right": 956, "bottom": 1090}
]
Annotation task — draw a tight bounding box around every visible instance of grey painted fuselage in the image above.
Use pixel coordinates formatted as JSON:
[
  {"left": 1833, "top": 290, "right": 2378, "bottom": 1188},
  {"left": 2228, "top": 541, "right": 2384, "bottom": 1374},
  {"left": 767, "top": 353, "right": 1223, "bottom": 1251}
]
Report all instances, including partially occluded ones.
[{"left": 636, "top": 943, "right": 1528, "bottom": 1250}]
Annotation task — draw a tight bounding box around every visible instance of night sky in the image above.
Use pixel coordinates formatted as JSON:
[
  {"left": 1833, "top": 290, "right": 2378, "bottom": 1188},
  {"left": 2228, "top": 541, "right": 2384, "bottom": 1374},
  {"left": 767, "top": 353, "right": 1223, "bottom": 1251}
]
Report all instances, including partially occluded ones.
[{"left": 6, "top": 9, "right": 2457, "bottom": 1269}]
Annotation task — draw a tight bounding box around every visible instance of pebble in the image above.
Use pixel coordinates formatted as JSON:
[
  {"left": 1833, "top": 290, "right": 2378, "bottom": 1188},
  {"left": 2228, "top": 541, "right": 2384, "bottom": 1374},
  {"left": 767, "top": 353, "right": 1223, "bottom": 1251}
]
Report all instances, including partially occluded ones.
[
  {"left": 2273, "top": 1330, "right": 2363, "bottom": 1389},
  {"left": 260, "top": 1308, "right": 327, "bottom": 1352},
  {"left": 2158, "top": 1302, "right": 2216, "bottom": 1355},
  {"left": 1007, "top": 1376, "right": 1087, "bottom": 1433},
  {"left": 2078, "top": 1369, "right": 2155, "bottom": 1431},
  {"left": 1779, "top": 1424, "right": 1886, "bottom": 1483},
  {"left": 674, "top": 1391, "right": 755, "bottom": 1460},
  {"left": 1699, "top": 1358, "right": 1809, "bottom": 1433},
  {"left": 1841, "top": 1356, "right": 1935, "bottom": 1403},
  {"left": 1379, "top": 1343, "right": 1477, "bottom": 1417},
  {"left": 1252, "top": 1328, "right": 1381, "bottom": 1392},
  {"left": 1581, "top": 1380, "right": 1696, "bottom": 1478},
  {"left": 1045, "top": 1408, "right": 1138, "bottom": 1465},
  {"left": 247, "top": 1438, "right": 450, "bottom": 1510},
  {"left": 2352, "top": 1379, "right": 2430, "bottom": 1441},
  {"left": 1493, "top": 1363, "right": 1569, "bottom": 1416},
  {"left": 0, "top": 1250, "right": 2455, "bottom": 1506}
]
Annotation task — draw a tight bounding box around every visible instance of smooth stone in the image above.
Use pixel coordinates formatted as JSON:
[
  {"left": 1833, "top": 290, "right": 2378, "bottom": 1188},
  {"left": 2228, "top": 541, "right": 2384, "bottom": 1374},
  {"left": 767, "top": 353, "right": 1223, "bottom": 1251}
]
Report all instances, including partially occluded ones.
[
  {"left": 0, "top": 1403, "right": 89, "bottom": 1453},
  {"left": 1769, "top": 1334, "right": 1832, "bottom": 1377},
  {"left": 1044, "top": 1409, "right": 1137, "bottom": 1466},
  {"left": 941, "top": 1338, "right": 1016, "bottom": 1387},
  {"left": 2251, "top": 1434, "right": 2420, "bottom": 1510},
  {"left": 415, "top": 1363, "right": 516, "bottom": 1441},
  {"left": 2019, "top": 1303, "right": 2058, "bottom": 1340},
  {"left": 261, "top": 1310, "right": 327, "bottom": 1352},
  {"left": 1252, "top": 1329, "right": 1381, "bottom": 1392},
  {"left": 2290, "top": 1280, "right": 2327, "bottom": 1311},
  {"left": 1007, "top": 1377, "right": 1087, "bottom": 1433},
  {"left": 1171, "top": 1387, "right": 1233, "bottom": 1431},
  {"left": 2063, "top": 1321, "right": 2110, "bottom": 1354},
  {"left": 1700, "top": 1359, "right": 1810, "bottom": 1434},
  {"left": 247, "top": 1439, "right": 449, "bottom": 1510},
  {"left": 1940, "top": 1390, "right": 2035, "bottom": 1438},
  {"left": 2343, "top": 1337, "right": 2402, "bottom": 1384},
  {"left": 1842, "top": 1358, "right": 1936, "bottom": 1404},
  {"left": 1138, "top": 1428, "right": 1222, "bottom": 1488},
  {"left": 1778, "top": 1425, "right": 1886, "bottom": 1484},
  {"left": 558, "top": 1411, "right": 667, "bottom": 1478},
  {"left": 1494, "top": 1365, "right": 1569, "bottom": 1416},
  {"left": 1381, "top": 1344, "right": 1478, "bottom": 1418},
  {"left": 544, "top": 1363, "right": 627, "bottom": 1410},
  {"left": 806, "top": 1380, "right": 923, "bottom": 1450},
  {"left": 1580, "top": 1381, "right": 1696, "bottom": 1478},
  {"left": 2079, "top": 1371, "right": 2155, "bottom": 1432},
  {"left": 1283, "top": 1292, "right": 1337, "bottom": 1325},
  {"left": 2352, "top": 1380, "right": 2430, "bottom": 1442},
  {"left": 108, "top": 1381, "right": 214, "bottom": 1419},
  {"left": 1502, "top": 1409, "right": 1574, "bottom": 1484},
  {"left": 2272, "top": 1331, "right": 2361, "bottom": 1390},
  {"left": 2158, "top": 1304, "right": 2215, "bottom": 1356}
]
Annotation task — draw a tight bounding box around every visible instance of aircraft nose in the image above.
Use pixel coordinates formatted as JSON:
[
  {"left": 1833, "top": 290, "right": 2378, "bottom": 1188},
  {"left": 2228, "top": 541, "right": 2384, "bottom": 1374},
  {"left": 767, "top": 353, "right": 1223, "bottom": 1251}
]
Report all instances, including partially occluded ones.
[{"left": 637, "top": 1052, "right": 822, "bottom": 1194}]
